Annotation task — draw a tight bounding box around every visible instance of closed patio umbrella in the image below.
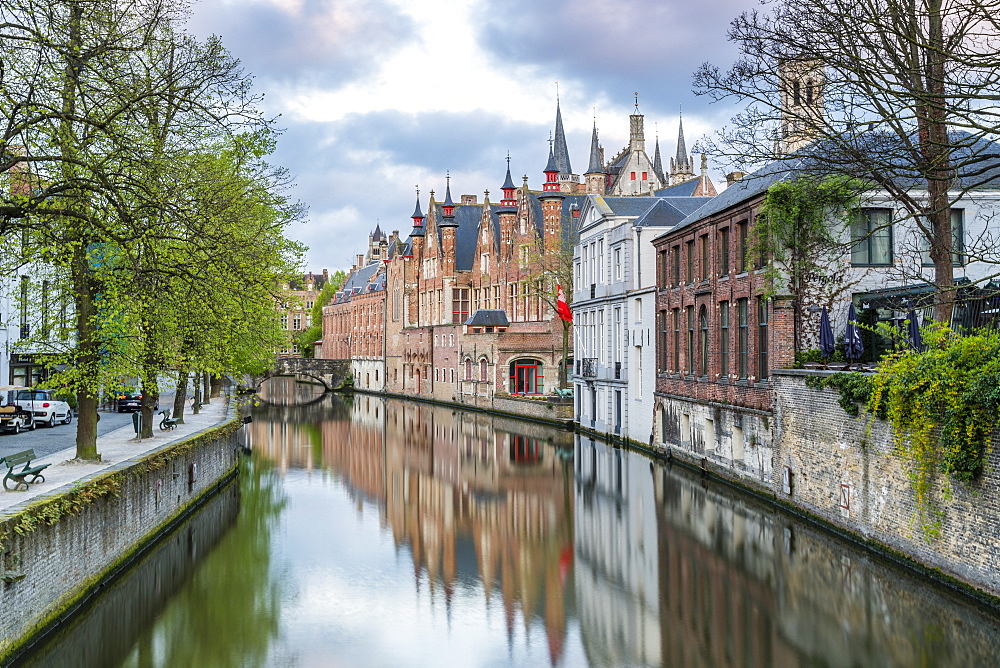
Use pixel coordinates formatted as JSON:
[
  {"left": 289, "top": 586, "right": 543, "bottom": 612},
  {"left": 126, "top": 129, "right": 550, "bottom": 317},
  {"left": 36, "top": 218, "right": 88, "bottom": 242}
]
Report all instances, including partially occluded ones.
[
  {"left": 845, "top": 303, "right": 865, "bottom": 362},
  {"left": 907, "top": 310, "right": 923, "bottom": 352},
  {"left": 819, "top": 306, "right": 835, "bottom": 359}
]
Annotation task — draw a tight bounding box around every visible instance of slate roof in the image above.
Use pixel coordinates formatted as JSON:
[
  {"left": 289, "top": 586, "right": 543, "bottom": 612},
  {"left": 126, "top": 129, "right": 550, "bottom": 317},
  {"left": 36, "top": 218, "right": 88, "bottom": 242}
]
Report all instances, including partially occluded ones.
[
  {"left": 333, "top": 262, "right": 383, "bottom": 304},
  {"left": 633, "top": 197, "right": 715, "bottom": 228},
  {"left": 654, "top": 179, "right": 709, "bottom": 198},
  {"left": 587, "top": 123, "right": 603, "bottom": 174},
  {"left": 465, "top": 309, "right": 509, "bottom": 327},
  {"left": 429, "top": 201, "right": 483, "bottom": 272},
  {"left": 553, "top": 100, "right": 573, "bottom": 175}
]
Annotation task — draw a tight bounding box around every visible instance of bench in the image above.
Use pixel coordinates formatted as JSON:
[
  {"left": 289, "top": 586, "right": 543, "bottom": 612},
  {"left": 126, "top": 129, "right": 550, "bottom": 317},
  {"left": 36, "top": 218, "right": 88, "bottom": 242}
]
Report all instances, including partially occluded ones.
[
  {"left": 2, "top": 449, "right": 51, "bottom": 492},
  {"left": 159, "top": 409, "right": 179, "bottom": 431},
  {"left": 554, "top": 388, "right": 574, "bottom": 399}
]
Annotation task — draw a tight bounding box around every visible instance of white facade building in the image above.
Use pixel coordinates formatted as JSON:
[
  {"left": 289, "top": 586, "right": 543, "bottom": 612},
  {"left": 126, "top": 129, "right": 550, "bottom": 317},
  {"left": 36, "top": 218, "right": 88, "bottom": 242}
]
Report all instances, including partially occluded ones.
[{"left": 572, "top": 191, "right": 711, "bottom": 442}]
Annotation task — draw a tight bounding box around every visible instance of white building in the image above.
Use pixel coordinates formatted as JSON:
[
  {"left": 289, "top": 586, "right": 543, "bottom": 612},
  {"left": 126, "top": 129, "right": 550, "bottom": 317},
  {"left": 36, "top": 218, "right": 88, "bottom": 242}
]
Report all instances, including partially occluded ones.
[{"left": 572, "top": 188, "right": 712, "bottom": 442}]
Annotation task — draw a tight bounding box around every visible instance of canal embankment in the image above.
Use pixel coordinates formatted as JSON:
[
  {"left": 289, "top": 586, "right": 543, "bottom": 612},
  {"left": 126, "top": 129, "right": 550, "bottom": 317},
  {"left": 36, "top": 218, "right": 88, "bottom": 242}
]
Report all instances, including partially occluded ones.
[
  {"left": 655, "top": 368, "right": 1000, "bottom": 606},
  {"left": 0, "top": 398, "right": 241, "bottom": 664}
]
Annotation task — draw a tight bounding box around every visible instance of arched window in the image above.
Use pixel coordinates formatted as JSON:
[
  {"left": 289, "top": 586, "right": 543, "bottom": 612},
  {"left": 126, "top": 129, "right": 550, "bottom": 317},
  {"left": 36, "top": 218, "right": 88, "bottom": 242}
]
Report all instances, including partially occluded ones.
[
  {"left": 509, "top": 359, "right": 543, "bottom": 395},
  {"left": 393, "top": 280, "right": 401, "bottom": 321},
  {"left": 465, "top": 358, "right": 473, "bottom": 380},
  {"left": 480, "top": 358, "right": 488, "bottom": 381},
  {"left": 699, "top": 305, "right": 709, "bottom": 377}
]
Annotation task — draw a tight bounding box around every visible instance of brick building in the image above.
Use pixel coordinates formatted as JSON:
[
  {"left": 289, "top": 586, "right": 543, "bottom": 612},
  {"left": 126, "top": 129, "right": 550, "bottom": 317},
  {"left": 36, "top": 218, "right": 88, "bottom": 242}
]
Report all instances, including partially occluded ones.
[{"left": 276, "top": 271, "right": 328, "bottom": 357}]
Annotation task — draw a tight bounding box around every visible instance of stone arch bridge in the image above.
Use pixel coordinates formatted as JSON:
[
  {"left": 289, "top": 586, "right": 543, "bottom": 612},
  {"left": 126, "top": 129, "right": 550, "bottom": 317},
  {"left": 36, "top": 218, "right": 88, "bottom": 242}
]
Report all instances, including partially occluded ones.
[{"left": 252, "top": 358, "right": 351, "bottom": 392}]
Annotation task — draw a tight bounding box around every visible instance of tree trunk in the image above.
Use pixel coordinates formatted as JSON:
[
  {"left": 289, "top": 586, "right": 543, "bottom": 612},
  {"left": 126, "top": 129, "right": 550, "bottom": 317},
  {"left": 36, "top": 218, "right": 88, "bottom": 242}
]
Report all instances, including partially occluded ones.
[
  {"left": 173, "top": 369, "right": 187, "bottom": 424},
  {"left": 192, "top": 371, "right": 202, "bottom": 414},
  {"left": 202, "top": 373, "right": 211, "bottom": 404},
  {"left": 210, "top": 375, "right": 223, "bottom": 398}
]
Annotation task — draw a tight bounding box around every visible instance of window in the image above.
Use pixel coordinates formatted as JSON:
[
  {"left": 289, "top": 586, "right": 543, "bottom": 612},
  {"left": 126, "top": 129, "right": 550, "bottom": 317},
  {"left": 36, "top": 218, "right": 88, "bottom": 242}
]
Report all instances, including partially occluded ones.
[
  {"left": 292, "top": 316, "right": 302, "bottom": 330},
  {"left": 700, "top": 235, "right": 709, "bottom": 280},
  {"left": 719, "top": 227, "right": 730, "bottom": 276},
  {"left": 658, "top": 310, "right": 668, "bottom": 372},
  {"left": 614, "top": 246, "right": 622, "bottom": 281},
  {"left": 737, "top": 222, "right": 748, "bottom": 273},
  {"left": 631, "top": 172, "right": 637, "bottom": 180},
  {"left": 452, "top": 288, "right": 470, "bottom": 324},
  {"left": 737, "top": 299, "right": 749, "bottom": 379},
  {"left": 686, "top": 306, "right": 695, "bottom": 375},
  {"left": 758, "top": 298, "right": 769, "bottom": 380},
  {"left": 480, "top": 253, "right": 490, "bottom": 272},
  {"left": 686, "top": 241, "right": 694, "bottom": 283},
  {"left": 280, "top": 315, "right": 288, "bottom": 329},
  {"left": 921, "top": 209, "right": 965, "bottom": 266},
  {"left": 672, "top": 309, "right": 680, "bottom": 372},
  {"left": 642, "top": 171, "right": 648, "bottom": 181},
  {"left": 465, "top": 358, "right": 473, "bottom": 380},
  {"left": 480, "top": 359, "right": 488, "bottom": 381},
  {"left": 719, "top": 301, "right": 730, "bottom": 377},
  {"left": 509, "top": 359, "right": 543, "bottom": 394},
  {"left": 658, "top": 249, "right": 668, "bottom": 289},
  {"left": 699, "top": 306, "right": 709, "bottom": 377},
  {"left": 671, "top": 246, "right": 680, "bottom": 287},
  {"left": 851, "top": 208, "right": 893, "bottom": 265}
]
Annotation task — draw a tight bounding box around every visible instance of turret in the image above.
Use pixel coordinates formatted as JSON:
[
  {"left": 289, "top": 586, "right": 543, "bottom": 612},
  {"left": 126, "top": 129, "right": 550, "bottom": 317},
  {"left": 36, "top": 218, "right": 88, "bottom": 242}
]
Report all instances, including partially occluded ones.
[{"left": 439, "top": 174, "right": 458, "bottom": 275}]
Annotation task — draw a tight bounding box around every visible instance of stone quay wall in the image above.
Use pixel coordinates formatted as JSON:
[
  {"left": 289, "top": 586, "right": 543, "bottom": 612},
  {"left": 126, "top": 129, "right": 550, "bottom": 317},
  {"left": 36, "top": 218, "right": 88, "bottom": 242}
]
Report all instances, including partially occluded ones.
[
  {"left": 770, "top": 369, "right": 1000, "bottom": 599},
  {"left": 657, "top": 368, "right": 1000, "bottom": 600},
  {"left": 0, "top": 418, "right": 242, "bottom": 661}
]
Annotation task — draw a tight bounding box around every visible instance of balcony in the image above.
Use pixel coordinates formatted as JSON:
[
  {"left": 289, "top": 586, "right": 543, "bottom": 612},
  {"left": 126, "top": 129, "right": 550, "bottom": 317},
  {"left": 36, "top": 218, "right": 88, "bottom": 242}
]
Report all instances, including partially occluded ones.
[{"left": 581, "top": 358, "right": 597, "bottom": 378}]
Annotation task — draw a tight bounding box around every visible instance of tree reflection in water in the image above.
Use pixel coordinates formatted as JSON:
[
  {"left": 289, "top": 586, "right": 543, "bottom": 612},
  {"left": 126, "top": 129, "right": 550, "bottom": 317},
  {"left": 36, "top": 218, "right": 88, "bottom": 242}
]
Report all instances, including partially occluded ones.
[{"left": 119, "top": 458, "right": 287, "bottom": 668}]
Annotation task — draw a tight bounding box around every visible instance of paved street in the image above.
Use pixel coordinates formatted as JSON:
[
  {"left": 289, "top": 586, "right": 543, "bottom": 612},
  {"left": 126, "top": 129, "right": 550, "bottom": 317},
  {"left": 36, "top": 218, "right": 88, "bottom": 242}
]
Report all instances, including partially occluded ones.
[{"left": 0, "top": 394, "right": 179, "bottom": 461}]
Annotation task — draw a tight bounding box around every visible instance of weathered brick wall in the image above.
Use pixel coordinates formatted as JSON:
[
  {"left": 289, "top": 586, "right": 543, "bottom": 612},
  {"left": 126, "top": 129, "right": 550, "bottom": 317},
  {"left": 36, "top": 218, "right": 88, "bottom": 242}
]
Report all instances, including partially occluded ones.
[
  {"left": 0, "top": 419, "right": 241, "bottom": 659},
  {"left": 772, "top": 369, "right": 1000, "bottom": 597},
  {"left": 653, "top": 393, "right": 774, "bottom": 487}
]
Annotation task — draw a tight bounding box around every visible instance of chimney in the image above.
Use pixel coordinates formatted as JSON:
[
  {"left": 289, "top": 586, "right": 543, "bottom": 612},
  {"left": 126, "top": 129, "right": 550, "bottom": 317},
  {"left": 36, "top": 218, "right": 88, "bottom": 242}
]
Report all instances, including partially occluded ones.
[
  {"left": 461, "top": 194, "right": 477, "bottom": 205},
  {"left": 726, "top": 171, "right": 746, "bottom": 187},
  {"left": 323, "top": 269, "right": 329, "bottom": 280},
  {"left": 357, "top": 253, "right": 364, "bottom": 268}
]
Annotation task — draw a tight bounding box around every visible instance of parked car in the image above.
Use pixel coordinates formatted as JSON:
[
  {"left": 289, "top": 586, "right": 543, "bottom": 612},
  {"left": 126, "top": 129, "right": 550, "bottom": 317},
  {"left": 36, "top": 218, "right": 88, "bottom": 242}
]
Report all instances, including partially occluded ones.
[
  {"left": 13, "top": 389, "right": 73, "bottom": 428},
  {"left": 116, "top": 392, "right": 158, "bottom": 413},
  {"left": 0, "top": 404, "right": 33, "bottom": 434}
]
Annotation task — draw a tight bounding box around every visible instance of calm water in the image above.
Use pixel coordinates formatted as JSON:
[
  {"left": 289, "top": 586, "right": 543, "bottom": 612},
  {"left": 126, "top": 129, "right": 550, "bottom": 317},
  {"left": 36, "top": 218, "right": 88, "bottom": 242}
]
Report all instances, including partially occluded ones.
[{"left": 19, "top": 380, "right": 1000, "bottom": 667}]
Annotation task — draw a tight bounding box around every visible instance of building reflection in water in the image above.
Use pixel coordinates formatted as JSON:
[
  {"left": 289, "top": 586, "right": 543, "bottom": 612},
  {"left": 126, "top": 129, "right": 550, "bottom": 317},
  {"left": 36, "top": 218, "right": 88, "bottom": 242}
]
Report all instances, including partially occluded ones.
[
  {"left": 251, "top": 384, "right": 577, "bottom": 664},
  {"left": 247, "top": 382, "right": 1000, "bottom": 667}
]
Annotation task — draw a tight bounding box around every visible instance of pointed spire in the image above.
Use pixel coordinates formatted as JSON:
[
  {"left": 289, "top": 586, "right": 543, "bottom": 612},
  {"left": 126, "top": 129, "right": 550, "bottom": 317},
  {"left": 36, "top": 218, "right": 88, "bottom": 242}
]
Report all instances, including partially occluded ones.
[
  {"left": 653, "top": 131, "right": 665, "bottom": 184},
  {"left": 586, "top": 121, "right": 603, "bottom": 174},
  {"left": 411, "top": 187, "right": 423, "bottom": 220},
  {"left": 544, "top": 135, "right": 559, "bottom": 174},
  {"left": 443, "top": 172, "right": 455, "bottom": 207},
  {"left": 441, "top": 172, "right": 457, "bottom": 222},
  {"left": 675, "top": 111, "right": 688, "bottom": 166},
  {"left": 410, "top": 186, "right": 425, "bottom": 237},
  {"left": 501, "top": 153, "right": 516, "bottom": 190},
  {"left": 552, "top": 97, "right": 572, "bottom": 176}
]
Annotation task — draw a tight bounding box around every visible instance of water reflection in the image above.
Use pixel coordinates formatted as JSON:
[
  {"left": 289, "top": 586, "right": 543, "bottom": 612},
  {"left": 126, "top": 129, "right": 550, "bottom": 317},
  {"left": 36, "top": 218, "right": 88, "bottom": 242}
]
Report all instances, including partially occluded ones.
[{"left": 19, "top": 387, "right": 1000, "bottom": 667}]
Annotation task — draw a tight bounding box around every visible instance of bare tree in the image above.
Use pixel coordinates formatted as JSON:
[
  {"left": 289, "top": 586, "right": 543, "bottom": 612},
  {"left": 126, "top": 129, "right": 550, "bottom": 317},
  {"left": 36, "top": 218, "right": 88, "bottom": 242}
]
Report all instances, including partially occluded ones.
[{"left": 694, "top": 0, "right": 1000, "bottom": 322}]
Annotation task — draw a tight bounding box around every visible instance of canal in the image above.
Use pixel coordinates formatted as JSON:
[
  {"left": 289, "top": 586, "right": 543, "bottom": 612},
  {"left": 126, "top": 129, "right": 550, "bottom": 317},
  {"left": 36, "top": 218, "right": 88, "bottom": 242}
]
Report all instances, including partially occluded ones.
[{"left": 17, "top": 380, "right": 1000, "bottom": 666}]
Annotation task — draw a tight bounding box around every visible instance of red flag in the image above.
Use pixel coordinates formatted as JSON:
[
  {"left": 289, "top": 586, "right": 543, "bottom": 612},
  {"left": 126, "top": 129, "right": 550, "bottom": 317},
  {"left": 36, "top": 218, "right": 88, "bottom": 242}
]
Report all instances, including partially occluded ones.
[{"left": 556, "top": 284, "right": 573, "bottom": 323}]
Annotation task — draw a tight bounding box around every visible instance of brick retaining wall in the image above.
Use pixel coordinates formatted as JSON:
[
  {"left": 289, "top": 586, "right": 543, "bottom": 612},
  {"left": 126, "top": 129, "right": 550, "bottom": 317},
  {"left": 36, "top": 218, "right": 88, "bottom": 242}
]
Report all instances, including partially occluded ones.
[
  {"left": 0, "top": 418, "right": 242, "bottom": 660},
  {"left": 771, "top": 369, "right": 1000, "bottom": 598}
]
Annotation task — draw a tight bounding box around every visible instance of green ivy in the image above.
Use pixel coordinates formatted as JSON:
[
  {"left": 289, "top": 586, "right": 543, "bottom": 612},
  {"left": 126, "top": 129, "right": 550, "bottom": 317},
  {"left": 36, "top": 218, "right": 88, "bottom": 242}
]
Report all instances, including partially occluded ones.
[
  {"left": 751, "top": 176, "right": 863, "bottom": 298},
  {"left": 869, "top": 324, "right": 1000, "bottom": 536}
]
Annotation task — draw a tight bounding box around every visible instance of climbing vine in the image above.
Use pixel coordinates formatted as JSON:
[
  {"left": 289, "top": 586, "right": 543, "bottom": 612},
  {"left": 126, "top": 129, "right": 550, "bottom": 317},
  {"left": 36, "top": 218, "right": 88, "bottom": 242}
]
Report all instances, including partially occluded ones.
[
  {"left": 869, "top": 324, "right": 1000, "bottom": 535},
  {"left": 750, "top": 176, "right": 863, "bottom": 298}
]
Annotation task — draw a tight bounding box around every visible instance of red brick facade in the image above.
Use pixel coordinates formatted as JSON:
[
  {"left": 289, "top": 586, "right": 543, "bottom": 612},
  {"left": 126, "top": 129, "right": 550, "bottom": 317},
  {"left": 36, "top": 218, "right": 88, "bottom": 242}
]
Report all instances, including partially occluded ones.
[{"left": 652, "top": 192, "right": 795, "bottom": 414}]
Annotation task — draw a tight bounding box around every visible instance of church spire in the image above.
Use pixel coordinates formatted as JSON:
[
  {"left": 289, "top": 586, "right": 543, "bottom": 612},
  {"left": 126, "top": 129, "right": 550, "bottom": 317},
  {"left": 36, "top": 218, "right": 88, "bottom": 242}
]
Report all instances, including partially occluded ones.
[
  {"left": 586, "top": 121, "right": 603, "bottom": 175},
  {"left": 652, "top": 128, "right": 666, "bottom": 185},
  {"left": 670, "top": 111, "right": 694, "bottom": 182},
  {"left": 552, "top": 95, "right": 572, "bottom": 176}
]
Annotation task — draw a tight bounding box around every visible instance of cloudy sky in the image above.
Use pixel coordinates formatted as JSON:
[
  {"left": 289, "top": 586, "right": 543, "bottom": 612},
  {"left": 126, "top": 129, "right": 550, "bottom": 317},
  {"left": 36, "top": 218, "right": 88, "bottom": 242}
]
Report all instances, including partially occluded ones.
[{"left": 186, "top": 0, "right": 756, "bottom": 271}]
